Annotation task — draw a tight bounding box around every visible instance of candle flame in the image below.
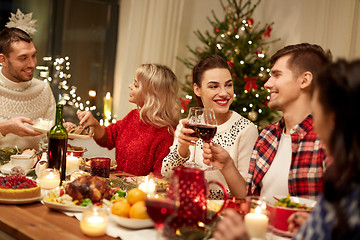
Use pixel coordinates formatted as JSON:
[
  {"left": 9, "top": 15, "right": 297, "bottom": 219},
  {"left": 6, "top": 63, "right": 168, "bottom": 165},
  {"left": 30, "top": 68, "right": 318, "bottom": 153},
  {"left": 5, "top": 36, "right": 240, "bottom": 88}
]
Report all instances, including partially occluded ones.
[
  {"left": 105, "top": 92, "right": 111, "bottom": 100},
  {"left": 254, "top": 206, "right": 262, "bottom": 214}
]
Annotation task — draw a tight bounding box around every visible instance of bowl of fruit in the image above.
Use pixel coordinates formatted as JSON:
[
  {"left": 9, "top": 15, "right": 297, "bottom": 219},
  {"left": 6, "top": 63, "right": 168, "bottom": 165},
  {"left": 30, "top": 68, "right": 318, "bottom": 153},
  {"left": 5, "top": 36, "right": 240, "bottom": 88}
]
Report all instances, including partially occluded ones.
[{"left": 111, "top": 188, "right": 153, "bottom": 229}]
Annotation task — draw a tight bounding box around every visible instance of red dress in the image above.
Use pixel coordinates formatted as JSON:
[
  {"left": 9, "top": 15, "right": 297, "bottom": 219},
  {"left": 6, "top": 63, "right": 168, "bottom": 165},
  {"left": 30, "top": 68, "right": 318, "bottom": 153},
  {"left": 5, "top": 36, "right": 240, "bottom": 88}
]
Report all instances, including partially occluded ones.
[{"left": 95, "top": 110, "right": 174, "bottom": 176}]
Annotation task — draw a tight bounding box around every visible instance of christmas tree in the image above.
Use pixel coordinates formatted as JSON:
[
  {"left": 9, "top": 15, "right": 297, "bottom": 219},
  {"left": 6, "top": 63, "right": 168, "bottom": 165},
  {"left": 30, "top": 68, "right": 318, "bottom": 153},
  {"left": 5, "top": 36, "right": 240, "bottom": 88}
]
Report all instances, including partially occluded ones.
[{"left": 179, "top": 0, "right": 280, "bottom": 130}]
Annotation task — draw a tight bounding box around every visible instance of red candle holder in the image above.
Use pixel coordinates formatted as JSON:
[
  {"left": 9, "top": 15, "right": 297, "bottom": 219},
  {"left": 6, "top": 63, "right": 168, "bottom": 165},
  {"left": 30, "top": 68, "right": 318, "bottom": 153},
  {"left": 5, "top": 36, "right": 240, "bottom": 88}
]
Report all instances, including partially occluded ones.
[{"left": 90, "top": 158, "right": 110, "bottom": 178}]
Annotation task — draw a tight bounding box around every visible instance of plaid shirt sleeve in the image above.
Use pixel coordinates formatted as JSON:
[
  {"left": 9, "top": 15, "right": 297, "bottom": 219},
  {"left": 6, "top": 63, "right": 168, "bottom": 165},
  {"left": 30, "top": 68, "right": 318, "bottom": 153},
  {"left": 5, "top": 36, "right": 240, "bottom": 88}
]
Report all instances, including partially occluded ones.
[{"left": 288, "top": 115, "right": 327, "bottom": 199}]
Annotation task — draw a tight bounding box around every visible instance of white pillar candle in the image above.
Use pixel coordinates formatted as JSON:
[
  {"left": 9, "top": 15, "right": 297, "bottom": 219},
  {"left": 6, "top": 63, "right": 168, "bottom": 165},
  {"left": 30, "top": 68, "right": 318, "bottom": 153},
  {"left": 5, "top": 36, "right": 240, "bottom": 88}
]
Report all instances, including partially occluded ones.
[
  {"left": 66, "top": 154, "right": 80, "bottom": 174},
  {"left": 80, "top": 206, "right": 108, "bottom": 237},
  {"left": 244, "top": 206, "right": 269, "bottom": 239},
  {"left": 39, "top": 169, "right": 61, "bottom": 190},
  {"left": 138, "top": 176, "right": 156, "bottom": 195}
]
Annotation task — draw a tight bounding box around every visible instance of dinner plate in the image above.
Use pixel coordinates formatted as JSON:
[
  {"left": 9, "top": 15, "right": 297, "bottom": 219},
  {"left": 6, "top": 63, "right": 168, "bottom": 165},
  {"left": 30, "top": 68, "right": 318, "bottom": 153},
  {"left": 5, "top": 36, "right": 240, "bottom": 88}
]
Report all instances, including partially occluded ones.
[
  {"left": 0, "top": 191, "right": 45, "bottom": 204},
  {"left": 32, "top": 126, "right": 50, "bottom": 134},
  {"left": 68, "top": 133, "right": 91, "bottom": 140},
  {"left": 110, "top": 214, "right": 154, "bottom": 229},
  {"left": 41, "top": 199, "right": 86, "bottom": 212}
]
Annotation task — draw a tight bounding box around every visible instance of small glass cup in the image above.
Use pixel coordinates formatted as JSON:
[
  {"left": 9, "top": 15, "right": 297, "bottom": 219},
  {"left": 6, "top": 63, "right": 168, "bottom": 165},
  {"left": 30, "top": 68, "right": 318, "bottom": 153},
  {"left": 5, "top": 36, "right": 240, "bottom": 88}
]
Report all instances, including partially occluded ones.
[
  {"left": 225, "top": 197, "right": 248, "bottom": 217},
  {"left": 80, "top": 205, "right": 109, "bottom": 237},
  {"left": 39, "top": 168, "right": 61, "bottom": 190},
  {"left": 70, "top": 170, "right": 90, "bottom": 182},
  {"left": 244, "top": 196, "right": 270, "bottom": 240},
  {"left": 90, "top": 157, "right": 110, "bottom": 178}
]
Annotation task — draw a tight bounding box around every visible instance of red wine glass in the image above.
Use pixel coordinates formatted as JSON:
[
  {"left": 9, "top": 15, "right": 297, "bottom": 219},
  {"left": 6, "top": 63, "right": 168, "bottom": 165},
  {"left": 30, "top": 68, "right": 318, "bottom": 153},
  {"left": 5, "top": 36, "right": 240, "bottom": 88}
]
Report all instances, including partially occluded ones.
[
  {"left": 145, "top": 177, "right": 179, "bottom": 240},
  {"left": 183, "top": 107, "right": 203, "bottom": 169},
  {"left": 196, "top": 108, "right": 217, "bottom": 171}
]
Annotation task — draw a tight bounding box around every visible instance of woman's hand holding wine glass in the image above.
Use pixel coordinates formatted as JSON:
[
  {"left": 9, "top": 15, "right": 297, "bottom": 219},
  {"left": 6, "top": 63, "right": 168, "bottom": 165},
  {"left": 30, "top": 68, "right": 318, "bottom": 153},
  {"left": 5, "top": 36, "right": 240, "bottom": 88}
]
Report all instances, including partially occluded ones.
[{"left": 182, "top": 107, "right": 218, "bottom": 170}]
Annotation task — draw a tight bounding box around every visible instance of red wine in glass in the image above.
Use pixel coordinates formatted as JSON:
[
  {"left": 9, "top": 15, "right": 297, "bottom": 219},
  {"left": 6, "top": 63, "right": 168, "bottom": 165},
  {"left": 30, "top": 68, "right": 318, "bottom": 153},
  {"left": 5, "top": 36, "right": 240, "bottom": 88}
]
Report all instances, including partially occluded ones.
[
  {"left": 184, "top": 123, "right": 199, "bottom": 137},
  {"left": 145, "top": 198, "right": 175, "bottom": 229},
  {"left": 196, "top": 124, "right": 217, "bottom": 142}
]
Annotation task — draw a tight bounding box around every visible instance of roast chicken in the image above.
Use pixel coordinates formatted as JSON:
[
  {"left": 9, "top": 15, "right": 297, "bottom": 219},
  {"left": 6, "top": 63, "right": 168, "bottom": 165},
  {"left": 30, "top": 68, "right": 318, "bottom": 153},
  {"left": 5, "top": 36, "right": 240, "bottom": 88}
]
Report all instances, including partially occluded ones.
[{"left": 65, "top": 176, "right": 113, "bottom": 202}]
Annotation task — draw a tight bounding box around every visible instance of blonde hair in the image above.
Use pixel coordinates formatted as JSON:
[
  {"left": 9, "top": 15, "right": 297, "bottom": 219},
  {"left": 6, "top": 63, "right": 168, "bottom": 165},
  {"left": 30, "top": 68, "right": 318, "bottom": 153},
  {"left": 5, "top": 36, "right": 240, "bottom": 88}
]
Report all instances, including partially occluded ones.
[{"left": 135, "top": 64, "right": 180, "bottom": 133}]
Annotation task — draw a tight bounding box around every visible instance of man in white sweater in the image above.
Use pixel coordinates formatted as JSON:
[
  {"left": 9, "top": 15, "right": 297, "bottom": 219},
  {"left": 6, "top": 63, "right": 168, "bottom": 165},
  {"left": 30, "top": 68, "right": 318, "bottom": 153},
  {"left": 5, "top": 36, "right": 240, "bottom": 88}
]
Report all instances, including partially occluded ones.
[{"left": 0, "top": 28, "right": 56, "bottom": 150}]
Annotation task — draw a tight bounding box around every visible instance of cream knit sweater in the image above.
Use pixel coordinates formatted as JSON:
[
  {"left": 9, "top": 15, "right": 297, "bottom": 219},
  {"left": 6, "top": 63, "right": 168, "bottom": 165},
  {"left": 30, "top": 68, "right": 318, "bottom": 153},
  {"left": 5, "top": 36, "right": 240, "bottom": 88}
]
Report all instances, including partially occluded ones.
[{"left": 0, "top": 70, "right": 56, "bottom": 150}]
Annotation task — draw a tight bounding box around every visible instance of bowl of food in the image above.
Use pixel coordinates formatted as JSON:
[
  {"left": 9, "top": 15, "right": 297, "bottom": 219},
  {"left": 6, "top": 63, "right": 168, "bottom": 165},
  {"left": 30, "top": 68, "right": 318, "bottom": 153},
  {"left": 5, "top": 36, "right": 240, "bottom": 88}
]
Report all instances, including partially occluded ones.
[
  {"left": 66, "top": 144, "right": 87, "bottom": 157},
  {"left": 267, "top": 195, "right": 316, "bottom": 232}
]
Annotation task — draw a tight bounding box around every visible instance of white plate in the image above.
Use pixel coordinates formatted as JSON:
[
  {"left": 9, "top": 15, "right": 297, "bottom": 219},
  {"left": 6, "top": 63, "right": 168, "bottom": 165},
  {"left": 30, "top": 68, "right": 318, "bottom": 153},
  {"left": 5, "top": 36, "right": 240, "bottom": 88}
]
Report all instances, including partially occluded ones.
[
  {"left": 68, "top": 133, "right": 91, "bottom": 140},
  {"left": 0, "top": 191, "right": 44, "bottom": 204},
  {"left": 0, "top": 163, "right": 32, "bottom": 175},
  {"left": 110, "top": 214, "right": 154, "bottom": 229},
  {"left": 32, "top": 126, "right": 50, "bottom": 134},
  {"left": 41, "top": 199, "right": 86, "bottom": 212}
]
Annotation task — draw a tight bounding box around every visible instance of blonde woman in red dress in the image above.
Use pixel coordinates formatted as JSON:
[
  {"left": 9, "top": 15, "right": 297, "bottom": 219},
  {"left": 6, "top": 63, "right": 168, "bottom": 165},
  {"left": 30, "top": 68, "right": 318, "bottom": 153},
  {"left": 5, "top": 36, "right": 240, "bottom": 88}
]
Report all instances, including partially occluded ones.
[{"left": 77, "top": 64, "right": 180, "bottom": 176}]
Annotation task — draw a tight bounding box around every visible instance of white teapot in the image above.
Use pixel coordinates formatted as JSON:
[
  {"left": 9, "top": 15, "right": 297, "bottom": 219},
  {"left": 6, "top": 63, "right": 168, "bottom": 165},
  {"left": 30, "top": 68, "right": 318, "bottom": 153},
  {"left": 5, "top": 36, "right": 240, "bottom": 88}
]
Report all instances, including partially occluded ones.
[{"left": 35, "top": 153, "right": 48, "bottom": 177}]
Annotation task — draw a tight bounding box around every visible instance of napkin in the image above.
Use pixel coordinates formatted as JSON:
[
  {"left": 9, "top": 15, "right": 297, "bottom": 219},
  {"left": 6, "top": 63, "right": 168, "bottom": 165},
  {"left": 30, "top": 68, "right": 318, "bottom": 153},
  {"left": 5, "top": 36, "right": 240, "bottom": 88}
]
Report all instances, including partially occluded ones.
[{"left": 63, "top": 211, "right": 157, "bottom": 240}]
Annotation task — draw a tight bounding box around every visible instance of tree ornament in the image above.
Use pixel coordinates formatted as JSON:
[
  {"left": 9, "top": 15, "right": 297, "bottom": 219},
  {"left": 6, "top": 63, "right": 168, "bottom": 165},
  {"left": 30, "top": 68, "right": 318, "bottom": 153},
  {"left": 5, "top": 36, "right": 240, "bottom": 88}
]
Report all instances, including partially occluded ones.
[
  {"left": 227, "top": 60, "right": 235, "bottom": 69},
  {"left": 185, "top": 74, "right": 192, "bottom": 84},
  {"left": 179, "top": 97, "right": 191, "bottom": 112},
  {"left": 248, "top": 110, "right": 258, "bottom": 121},
  {"left": 244, "top": 76, "right": 258, "bottom": 91},
  {"left": 234, "top": 47, "right": 240, "bottom": 54},
  {"left": 195, "top": 47, "right": 204, "bottom": 54},
  {"left": 264, "top": 25, "right": 272, "bottom": 37},
  {"left": 258, "top": 70, "right": 268, "bottom": 81}
]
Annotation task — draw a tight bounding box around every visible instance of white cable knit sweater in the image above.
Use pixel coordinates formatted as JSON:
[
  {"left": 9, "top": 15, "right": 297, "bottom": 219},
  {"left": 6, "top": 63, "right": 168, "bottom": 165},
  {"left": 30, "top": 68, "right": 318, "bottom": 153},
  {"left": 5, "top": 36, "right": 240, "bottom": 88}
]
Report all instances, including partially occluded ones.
[
  {"left": 161, "top": 111, "right": 258, "bottom": 199},
  {"left": 0, "top": 70, "right": 56, "bottom": 150}
]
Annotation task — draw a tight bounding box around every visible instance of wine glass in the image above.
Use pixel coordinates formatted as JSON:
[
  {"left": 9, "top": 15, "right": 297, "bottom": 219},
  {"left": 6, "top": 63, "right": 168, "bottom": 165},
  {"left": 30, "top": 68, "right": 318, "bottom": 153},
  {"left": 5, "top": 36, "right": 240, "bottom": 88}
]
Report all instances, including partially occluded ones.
[
  {"left": 195, "top": 108, "right": 217, "bottom": 171},
  {"left": 145, "top": 177, "right": 179, "bottom": 240},
  {"left": 183, "top": 107, "right": 203, "bottom": 168}
]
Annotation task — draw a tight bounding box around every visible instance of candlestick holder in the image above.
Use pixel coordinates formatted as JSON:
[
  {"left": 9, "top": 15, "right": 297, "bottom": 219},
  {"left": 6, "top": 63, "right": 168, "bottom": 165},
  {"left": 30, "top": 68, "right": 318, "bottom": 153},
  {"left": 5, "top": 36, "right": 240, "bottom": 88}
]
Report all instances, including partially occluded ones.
[
  {"left": 80, "top": 205, "right": 109, "bottom": 237},
  {"left": 39, "top": 168, "right": 61, "bottom": 190},
  {"left": 244, "top": 196, "right": 272, "bottom": 240}
]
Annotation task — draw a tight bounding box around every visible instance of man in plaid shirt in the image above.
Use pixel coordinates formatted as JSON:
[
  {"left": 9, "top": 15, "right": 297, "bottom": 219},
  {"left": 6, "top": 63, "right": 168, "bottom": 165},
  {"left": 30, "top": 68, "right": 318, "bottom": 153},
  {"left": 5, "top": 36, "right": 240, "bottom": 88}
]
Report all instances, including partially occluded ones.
[
  {"left": 246, "top": 43, "right": 332, "bottom": 200},
  {"left": 203, "top": 43, "right": 332, "bottom": 200}
]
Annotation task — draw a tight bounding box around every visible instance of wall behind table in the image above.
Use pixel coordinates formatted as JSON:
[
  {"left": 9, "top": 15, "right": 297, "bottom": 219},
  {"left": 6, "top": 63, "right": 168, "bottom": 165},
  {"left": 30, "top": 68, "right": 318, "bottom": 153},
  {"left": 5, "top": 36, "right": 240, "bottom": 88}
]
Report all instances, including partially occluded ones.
[
  {"left": 68, "top": 139, "right": 115, "bottom": 159},
  {"left": 113, "top": 0, "right": 360, "bottom": 119}
]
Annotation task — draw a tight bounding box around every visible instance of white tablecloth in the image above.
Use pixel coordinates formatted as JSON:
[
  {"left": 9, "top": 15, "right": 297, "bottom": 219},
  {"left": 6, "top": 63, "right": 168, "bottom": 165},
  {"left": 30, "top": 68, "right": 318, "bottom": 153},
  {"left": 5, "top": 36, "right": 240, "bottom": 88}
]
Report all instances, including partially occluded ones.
[
  {"left": 64, "top": 211, "right": 157, "bottom": 240},
  {"left": 63, "top": 211, "right": 291, "bottom": 240}
]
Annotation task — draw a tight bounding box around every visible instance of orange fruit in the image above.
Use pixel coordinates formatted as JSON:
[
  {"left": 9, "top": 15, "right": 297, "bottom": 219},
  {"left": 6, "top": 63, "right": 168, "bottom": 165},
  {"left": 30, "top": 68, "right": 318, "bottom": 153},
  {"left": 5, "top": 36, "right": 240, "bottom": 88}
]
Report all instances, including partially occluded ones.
[
  {"left": 129, "top": 201, "right": 149, "bottom": 219},
  {"left": 112, "top": 199, "right": 131, "bottom": 218},
  {"left": 127, "top": 188, "right": 146, "bottom": 205}
]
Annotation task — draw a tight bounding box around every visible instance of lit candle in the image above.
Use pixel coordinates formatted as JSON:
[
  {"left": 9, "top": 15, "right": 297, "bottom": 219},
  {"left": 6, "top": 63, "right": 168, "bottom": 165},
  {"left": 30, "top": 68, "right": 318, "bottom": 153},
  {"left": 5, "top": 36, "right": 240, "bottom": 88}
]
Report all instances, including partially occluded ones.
[
  {"left": 66, "top": 153, "right": 80, "bottom": 174},
  {"left": 103, "top": 92, "right": 112, "bottom": 119},
  {"left": 244, "top": 206, "right": 269, "bottom": 239},
  {"left": 138, "top": 176, "right": 156, "bottom": 195},
  {"left": 39, "top": 169, "right": 61, "bottom": 190},
  {"left": 80, "top": 206, "right": 108, "bottom": 237}
]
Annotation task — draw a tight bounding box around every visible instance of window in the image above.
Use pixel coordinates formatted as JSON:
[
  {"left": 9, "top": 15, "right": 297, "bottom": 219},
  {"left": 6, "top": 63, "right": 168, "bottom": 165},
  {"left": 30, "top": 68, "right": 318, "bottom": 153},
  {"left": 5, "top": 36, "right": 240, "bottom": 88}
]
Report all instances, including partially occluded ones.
[{"left": 0, "top": 0, "right": 119, "bottom": 122}]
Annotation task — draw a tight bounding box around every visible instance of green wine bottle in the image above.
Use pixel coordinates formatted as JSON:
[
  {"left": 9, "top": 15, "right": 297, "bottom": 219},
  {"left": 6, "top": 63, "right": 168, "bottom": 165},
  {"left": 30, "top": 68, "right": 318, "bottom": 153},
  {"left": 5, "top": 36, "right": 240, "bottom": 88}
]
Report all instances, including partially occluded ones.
[{"left": 47, "top": 103, "right": 68, "bottom": 183}]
